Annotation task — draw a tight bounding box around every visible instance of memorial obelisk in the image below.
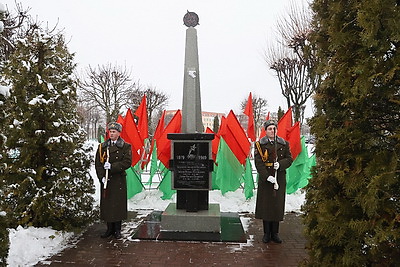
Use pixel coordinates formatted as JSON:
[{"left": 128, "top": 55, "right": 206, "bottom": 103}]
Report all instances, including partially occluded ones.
[
  {"left": 181, "top": 11, "right": 203, "bottom": 133},
  {"left": 177, "top": 11, "right": 208, "bottom": 210},
  {"left": 133, "top": 12, "right": 245, "bottom": 242},
  {"left": 160, "top": 11, "right": 220, "bottom": 239}
]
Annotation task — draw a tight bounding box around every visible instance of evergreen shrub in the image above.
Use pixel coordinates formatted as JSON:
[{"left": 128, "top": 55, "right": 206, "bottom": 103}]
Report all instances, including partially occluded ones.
[{"left": 302, "top": 0, "right": 400, "bottom": 266}]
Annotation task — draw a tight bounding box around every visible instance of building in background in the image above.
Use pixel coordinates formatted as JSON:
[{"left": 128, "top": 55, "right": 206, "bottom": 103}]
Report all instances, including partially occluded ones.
[{"left": 165, "top": 110, "right": 225, "bottom": 132}]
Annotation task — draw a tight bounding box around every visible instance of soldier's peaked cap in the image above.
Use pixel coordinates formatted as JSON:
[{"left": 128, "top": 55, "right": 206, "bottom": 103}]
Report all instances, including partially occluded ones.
[
  {"left": 108, "top": 122, "right": 122, "bottom": 132},
  {"left": 264, "top": 120, "right": 277, "bottom": 129}
]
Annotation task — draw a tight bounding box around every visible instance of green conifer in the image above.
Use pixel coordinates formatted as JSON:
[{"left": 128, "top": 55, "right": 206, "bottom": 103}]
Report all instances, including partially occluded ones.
[
  {"left": 1, "top": 28, "right": 95, "bottom": 231},
  {"left": 302, "top": 0, "right": 400, "bottom": 266},
  {"left": 0, "top": 45, "right": 9, "bottom": 267},
  {"left": 0, "top": 211, "right": 8, "bottom": 267}
]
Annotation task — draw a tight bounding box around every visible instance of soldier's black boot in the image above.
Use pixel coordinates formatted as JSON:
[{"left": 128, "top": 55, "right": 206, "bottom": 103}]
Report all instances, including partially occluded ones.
[
  {"left": 271, "top": 221, "right": 282, "bottom": 243},
  {"left": 262, "top": 220, "right": 271, "bottom": 243},
  {"left": 100, "top": 222, "right": 114, "bottom": 238},
  {"left": 114, "top": 221, "right": 122, "bottom": 239}
]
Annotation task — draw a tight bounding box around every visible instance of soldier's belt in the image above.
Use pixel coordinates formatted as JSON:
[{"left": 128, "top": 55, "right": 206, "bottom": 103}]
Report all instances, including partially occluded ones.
[{"left": 264, "top": 163, "right": 273, "bottom": 167}]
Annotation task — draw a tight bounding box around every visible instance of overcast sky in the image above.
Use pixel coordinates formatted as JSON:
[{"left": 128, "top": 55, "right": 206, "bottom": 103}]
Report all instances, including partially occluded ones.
[{"left": 3, "top": 0, "right": 312, "bottom": 117}]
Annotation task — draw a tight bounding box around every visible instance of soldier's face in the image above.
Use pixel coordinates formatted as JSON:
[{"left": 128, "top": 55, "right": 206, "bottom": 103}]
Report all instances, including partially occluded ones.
[
  {"left": 109, "top": 129, "right": 120, "bottom": 141},
  {"left": 266, "top": 125, "right": 276, "bottom": 139}
]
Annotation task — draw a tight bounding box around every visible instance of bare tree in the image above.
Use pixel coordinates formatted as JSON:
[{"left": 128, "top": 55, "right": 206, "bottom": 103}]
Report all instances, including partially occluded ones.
[
  {"left": 0, "top": 2, "right": 31, "bottom": 64},
  {"left": 76, "top": 100, "right": 102, "bottom": 139},
  {"left": 265, "top": 1, "right": 319, "bottom": 123},
  {"left": 240, "top": 94, "right": 268, "bottom": 136},
  {"left": 77, "top": 63, "right": 138, "bottom": 124},
  {"left": 267, "top": 46, "right": 312, "bottom": 123},
  {"left": 128, "top": 85, "right": 169, "bottom": 137}
]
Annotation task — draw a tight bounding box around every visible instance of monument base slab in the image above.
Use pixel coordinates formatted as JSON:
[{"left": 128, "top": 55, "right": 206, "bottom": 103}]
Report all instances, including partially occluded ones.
[
  {"left": 161, "top": 203, "right": 220, "bottom": 233},
  {"left": 132, "top": 210, "right": 246, "bottom": 243}
]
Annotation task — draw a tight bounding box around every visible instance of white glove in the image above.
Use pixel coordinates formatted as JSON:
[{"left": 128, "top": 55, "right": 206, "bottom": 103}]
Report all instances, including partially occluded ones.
[
  {"left": 267, "top": 176, "right": 276, "bottom": 184},
  {"left": 102, "top": 177, "right": 107, "bottom": 184},
  {"left": 104, "top": 162, "right": 111, "bottom": 170},
  {"left": 274, "top": 183, "right": 279, "bottom": 190},
  {"left": 274, "top": 162, "right": 280, "bottom": 170}
]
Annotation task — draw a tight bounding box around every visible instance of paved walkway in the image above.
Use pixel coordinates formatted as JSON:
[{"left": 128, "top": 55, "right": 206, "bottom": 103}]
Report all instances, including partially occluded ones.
[{"left": 36, "top": 211, "right": 308, "bottom": 267}]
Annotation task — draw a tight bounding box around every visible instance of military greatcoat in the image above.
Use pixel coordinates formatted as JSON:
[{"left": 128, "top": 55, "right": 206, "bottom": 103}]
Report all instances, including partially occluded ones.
[
  {"left": 255, "top": 136, "right": 292, "bottom": 222},
  {"left": 95, "top": 137, "right": 132, "bottom": 222}
]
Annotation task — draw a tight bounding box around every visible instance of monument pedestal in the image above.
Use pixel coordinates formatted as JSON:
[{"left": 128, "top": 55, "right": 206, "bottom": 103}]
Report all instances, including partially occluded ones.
[
  {"left": 161, "top": 203, "right": 221, "bottom": 233},
  {"left": 132, "top": 209, "right": 247, "bottom": 243}
]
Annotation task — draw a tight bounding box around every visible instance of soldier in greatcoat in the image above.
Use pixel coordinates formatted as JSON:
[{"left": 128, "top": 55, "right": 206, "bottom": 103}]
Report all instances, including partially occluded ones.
[
  {"left": 95, "top": 122, "right": 132, "bottom": 239},
  {"left": 255, "top": 120, "right": 292, "bottom": 243}
]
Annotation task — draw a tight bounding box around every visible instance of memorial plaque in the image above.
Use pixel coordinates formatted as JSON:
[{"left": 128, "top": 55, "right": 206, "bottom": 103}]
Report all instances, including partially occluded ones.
[{"left": 172, "top": 141, "right": 211, "bottom": 190}]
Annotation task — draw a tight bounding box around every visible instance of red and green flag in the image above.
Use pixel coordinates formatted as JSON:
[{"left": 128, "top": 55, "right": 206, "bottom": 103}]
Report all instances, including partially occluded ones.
[
  {"left": 134, "top": 95, "right": 149, "bottom": 140},
  {"left": 214, "top": 137, "right": 243, "bottom": 194},
  {"left": 126, "top": 166, "right": 143, "bottom": 199},
  {"left": 243, "top": 157, "right": 254, "bottom": 199},
  {"left": 243, "top": 92, "right": 256, "bottom": 141},
  {"left": 206, "top": 127, "right": 219, "bottom": 162},
  {"left": 287, "top": 121, "right": 302, "bottom": 160},
  {"left": 277, "top": 106, "right": 293, "bottom": 140},
  {"left": 157, "top": 110, "right": 182, "bottom": 168},
  {"left": 219, "top": 110, "right": 250, "bottom": 165},
  {"left": 286, "top": 136, "right": 315, "bottom": 194},
  {"left": 120, "top": 108, "right": 143, "bottom": 167},
  {"left": 134, "top": 95, "right": 149, "bottom": 169},
  {"left": 158, "top": 162, "right": 176, "bottom": 200}
]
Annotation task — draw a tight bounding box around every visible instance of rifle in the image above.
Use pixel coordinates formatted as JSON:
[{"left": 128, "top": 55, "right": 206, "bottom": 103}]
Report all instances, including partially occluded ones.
[
  {"left": 103, "top": 146, "right": 110, "bottom": 197},
  {"left": 273, "top": 128, "right": 279, "bottom": 190}
]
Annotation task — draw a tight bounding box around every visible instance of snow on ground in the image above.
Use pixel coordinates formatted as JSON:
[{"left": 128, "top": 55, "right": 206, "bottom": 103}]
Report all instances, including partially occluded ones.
[
  {"left": 6, "top": 140, "right": 307, "bottom": 266},
  {"left": 7, "top": 226, "right": 75, "bottom": 267},
  {"left": 127, "top": 189, "right": 305, "bottom": 214},
  {"left": 7, "top": 189, "right": 306, "bottom": 266}
]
